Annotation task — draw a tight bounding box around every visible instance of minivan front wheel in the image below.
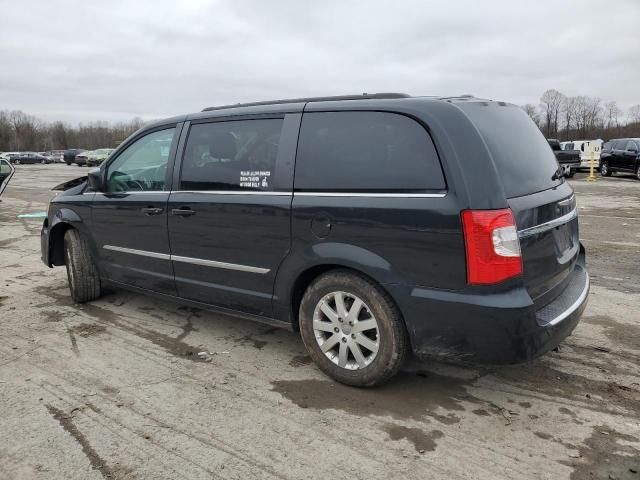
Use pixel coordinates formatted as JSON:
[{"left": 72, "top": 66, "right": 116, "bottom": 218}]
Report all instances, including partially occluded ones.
[
  {"left": 299, "top": 270, "right": 409, "bottom": 386},
  {"left": 64, "top": 229, "right": 101, "bottom": 303}
]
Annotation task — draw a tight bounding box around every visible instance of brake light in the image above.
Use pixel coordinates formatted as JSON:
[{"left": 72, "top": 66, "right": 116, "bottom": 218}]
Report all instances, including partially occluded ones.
[{"left": 461, "top": 209, "right": 522, "bottom": 285}]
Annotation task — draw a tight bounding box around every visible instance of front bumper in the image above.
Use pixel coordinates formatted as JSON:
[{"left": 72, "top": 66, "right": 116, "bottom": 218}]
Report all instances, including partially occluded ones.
[
  {"left": 390, "top": 247, "right": 589, "bottom": 364},
  {"left": 40, "top": 217, "right": 50, "bottom": 266}
]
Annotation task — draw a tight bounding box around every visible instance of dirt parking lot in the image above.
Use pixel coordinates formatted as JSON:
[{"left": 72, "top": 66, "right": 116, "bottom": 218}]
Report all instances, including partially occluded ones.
[{"left": 0, "top": 164, "right": 638, "bottom": 480}]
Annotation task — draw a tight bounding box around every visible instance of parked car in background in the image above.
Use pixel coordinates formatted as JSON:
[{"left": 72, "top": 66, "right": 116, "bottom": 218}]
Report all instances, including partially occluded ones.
[
  {"left": 86, "top": 148, "right": 115, "bottom": 167},
  {"left": 63, "top": 149, "right": 85, "bottom": 165},
  {"left": 548, "top": 139, "right": 581, "bottom": 177},
  {"left": 599, "top": 138, "right": 640, "bottom": 179},
  {"left": 8, "top": 152, "right": 52, "bottom": 164},
  {"left": 0, "top": 157, "right": 15, "bottom": 199},
  {"left": 45, "top": 150, "right": 66, "bottom": 163},
  {"left": 74, "top": 151, "right": 90, "bottom": 166},
  {"left": 41, "top": 93, "right": 589, "bottom": 386},
  {"left": 561, "top": 139, "right": 603, "bottom": 169}
]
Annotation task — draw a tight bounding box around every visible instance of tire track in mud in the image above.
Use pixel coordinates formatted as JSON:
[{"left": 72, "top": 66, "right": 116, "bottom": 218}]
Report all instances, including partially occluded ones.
[
  {"left": 40, "top": 385, "right": 202, "bottom": 480},
  {"left": 38, "top": 380, "right": 289, "bottom": 480},
  {"left": 45, "top": 404, "right": 114, "bottom": 479},
  {"left": 30, "top": 338, "right": 410, "bottom": 480}
]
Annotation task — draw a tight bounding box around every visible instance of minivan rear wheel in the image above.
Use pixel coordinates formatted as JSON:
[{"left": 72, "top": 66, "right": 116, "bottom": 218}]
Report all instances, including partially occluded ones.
[
  {"left": 64, "top": 229, "right": 101, "bottom": 303},
  {"left": 299, "top": 270, "right": 409, "bottom": 387},
  {"left": 600, "top": 161, "right": 611, "bottom": 176}
]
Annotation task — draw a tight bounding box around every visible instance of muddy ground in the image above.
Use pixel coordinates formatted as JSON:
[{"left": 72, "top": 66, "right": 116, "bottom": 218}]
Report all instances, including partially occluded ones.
[{"left": 0, "top": 164, "right": 638, "bottom": 480}]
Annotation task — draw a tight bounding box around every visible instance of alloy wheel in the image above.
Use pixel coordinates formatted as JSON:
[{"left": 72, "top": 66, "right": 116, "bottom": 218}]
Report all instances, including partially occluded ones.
[{"left": 312, "top": 291, "right": 380, "bottom": 370}]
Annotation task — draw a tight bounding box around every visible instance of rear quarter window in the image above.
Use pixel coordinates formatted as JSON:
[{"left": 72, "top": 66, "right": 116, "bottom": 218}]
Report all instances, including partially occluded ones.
[
  {"left": 294, "top": 111, "right": 445, "bottom": 192},
  {"left": 458, "top": 103, "right": 562, "bottom": 198}
]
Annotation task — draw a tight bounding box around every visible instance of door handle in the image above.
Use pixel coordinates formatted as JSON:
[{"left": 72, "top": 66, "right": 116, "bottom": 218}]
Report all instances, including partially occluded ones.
[
  {"left": 171, "top": 207, "right": 196, "bottom": 217},
  {"left": 141, "top": 207, "right": 164, "bottom": 216}
]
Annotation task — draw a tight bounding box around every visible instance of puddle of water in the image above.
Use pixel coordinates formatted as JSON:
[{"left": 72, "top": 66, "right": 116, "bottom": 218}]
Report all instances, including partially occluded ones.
[
  {"left": 381, "top": 423, "right": 444, "bottom": 452},
  {"left": 271, "top": 371, "right": 480, "bottom": 424}
]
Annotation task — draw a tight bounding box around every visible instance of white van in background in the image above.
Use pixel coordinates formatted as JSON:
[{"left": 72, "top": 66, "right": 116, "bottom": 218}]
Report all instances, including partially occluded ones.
[{"left": 561, "top": 139, "right": 604, "bottom": 169}]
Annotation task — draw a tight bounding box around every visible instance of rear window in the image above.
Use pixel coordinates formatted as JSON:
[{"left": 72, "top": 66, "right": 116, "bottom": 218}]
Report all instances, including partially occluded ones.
[
  {"left": 458, "top": 103, "right": 562, "bottom": 198},
  {"left": 295, "top": 111, "right": 445, "bottom": 192},
  {"left": 180, "top": 118, "right": 284, "bottom": 191}
]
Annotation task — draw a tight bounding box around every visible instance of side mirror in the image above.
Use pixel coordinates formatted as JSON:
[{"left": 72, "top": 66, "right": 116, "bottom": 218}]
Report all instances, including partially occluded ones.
[{"left": 87, "top": 168, "right": 105, "bottom": 191}]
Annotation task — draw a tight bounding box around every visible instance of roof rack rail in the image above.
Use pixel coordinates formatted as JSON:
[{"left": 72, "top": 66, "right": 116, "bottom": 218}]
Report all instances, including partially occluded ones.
[{"left": 202, "top": 92, "right": 411, "bottom": 112}]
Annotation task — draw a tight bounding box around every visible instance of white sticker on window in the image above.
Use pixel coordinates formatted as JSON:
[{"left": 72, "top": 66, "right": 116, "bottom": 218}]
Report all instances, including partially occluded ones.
[{"left": 240, "top": 170, "right": 271, "bottom": 189}]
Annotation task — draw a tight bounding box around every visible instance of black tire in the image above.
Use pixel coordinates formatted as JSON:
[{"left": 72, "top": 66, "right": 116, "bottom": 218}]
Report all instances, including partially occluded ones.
[
  {"left": 566, "top": 168, "right": 576, "bottom": 178},
  {"left": 64, "top": 229, "right": 101, "bottom": 303},
  {"left": 600, "top": 161, "right": 612, "bottom": 177},
  {"left": 14, "top": 159, "right": 20, "bottom": 165},
  {"left": 299, "top": 270, "right": 409, "bottom": 387},
  {"left": 636, "top": 165, "right": 640, "bottom": 181}
]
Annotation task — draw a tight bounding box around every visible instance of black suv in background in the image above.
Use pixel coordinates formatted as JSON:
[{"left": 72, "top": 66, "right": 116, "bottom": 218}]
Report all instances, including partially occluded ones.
[
  {"left": 41, "top": 94, "right": 589, "bottom": 386},
  {"left": 63, "top": 149, "right": 85, "bottom": 165},
  {"left": 547, "top": 139, "right": 580, "bottom": 177},
  {"left": 600, "top": 138, "right": 640, "bottom": 179}
]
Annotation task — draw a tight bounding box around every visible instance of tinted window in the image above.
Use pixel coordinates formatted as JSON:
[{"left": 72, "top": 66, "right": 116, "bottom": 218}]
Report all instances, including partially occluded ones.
[
  {"left": 548, "top": 140, "right": 561, "bottom": 151},
  {"left": 180, "top": 119, "right": 284, "bottom": 191},
  {"left": 295, "top": 111, "right": 444, "bottom": 192},
  {"left": 106, "top": 128, "right": 175, "bottom": 193},
  {"left": 626, "top": 141, "right": 639, "bottom": 152},
  {"left": 458, "top": 103, "right": 562, "bottom": 198},
  {"left": 613, "top": 140, "right": 626, "bottom": 150}
]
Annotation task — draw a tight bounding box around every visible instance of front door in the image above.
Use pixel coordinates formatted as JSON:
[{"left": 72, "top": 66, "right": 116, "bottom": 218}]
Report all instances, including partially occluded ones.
[
  {"left": 167, "top": 115, "right": 299, "bottom": 317},
  {"left": 611, "top": 140, "right": 626, "bottom": 171},
  {"left": 623, "top": 140, "right": 639, "bottom": 171},
  {"left": 89, "top": 125, "right": 180, "bottom": 294}
]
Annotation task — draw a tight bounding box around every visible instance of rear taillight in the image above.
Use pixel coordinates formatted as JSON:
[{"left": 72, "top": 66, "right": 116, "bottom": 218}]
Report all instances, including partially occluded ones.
[{"left": 461, "top": 209, "right": 522, "bottom": 285}]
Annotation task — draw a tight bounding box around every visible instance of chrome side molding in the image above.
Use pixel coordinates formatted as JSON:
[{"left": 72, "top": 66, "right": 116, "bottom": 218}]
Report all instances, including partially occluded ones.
[{"left": 103, "top": 245, "right": 270, "bottom": 274}]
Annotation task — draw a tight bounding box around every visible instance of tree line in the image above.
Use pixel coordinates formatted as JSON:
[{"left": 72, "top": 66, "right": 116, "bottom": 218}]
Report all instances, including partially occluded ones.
[
  {"left": 0, "top": 110, "right": 145, "bottom": 152},
  {"left": 523, "top": 90, "right": 640, "bottom": 141},
  {"left": 2, "top": 91, "right": 640, "bottom": 153}
]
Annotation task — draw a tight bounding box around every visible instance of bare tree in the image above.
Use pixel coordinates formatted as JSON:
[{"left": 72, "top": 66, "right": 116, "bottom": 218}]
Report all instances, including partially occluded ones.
[
  {"left": 629, "top": 105, "right": 640, "bottom": 124},
  {"left": 540, "top": 89, "right": 565, "bottom": 138},
  {"left": 8, "top": 111, "right": 41, "bottom": 151},
  {"left": 604, "top": 101, "right": 620, "bottom": 129},
  {"left": 562, "top": 96, "right": 579, "bottom": 140},
  {"left": 522, "top": 104, "right": 541, "bottom": 128},
  {"left": 0, "top": 111, "right": 13, "bottom": 151}
]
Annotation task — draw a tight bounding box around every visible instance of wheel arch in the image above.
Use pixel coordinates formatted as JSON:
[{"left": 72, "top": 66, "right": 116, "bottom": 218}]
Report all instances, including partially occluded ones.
[
  {"left": 48, "top": 221, "right": 75, "bottom": 266},
  {"left": 281, "top": 263, "right": 405, "bottom": 334}
]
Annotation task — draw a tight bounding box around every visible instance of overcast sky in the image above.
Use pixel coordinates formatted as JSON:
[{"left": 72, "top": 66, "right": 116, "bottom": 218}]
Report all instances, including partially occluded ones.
[{"left": 1, "top": 0, "right": 639, "bottom": 124}]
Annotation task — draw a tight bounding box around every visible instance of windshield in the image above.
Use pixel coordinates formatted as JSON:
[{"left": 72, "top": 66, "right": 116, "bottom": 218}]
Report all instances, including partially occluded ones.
[{"left": 458, "top": 103, "right": 562, "bottom": 198}]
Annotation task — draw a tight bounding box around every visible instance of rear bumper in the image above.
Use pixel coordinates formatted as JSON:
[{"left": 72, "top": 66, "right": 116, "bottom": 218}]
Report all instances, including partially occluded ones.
[{"left": 390, "top": 247, "right": 589, "bottom": 364}]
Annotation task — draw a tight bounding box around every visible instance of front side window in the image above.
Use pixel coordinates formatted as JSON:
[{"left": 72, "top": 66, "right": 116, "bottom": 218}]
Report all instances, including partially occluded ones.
[
  {"left": 295, "top": 111, "right": 445, "bottom": 192},
  {"left": 106, "top": 128, "right": 175, "bottom": 193},
  {"left": 180, "top": 118, "right": 284, "bottom": 191}
]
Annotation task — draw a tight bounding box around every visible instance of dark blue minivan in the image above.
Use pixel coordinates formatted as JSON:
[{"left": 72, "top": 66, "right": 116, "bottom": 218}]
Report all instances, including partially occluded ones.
[{"left": 41, "top": 94, "right": 589, "bottom": 386}]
